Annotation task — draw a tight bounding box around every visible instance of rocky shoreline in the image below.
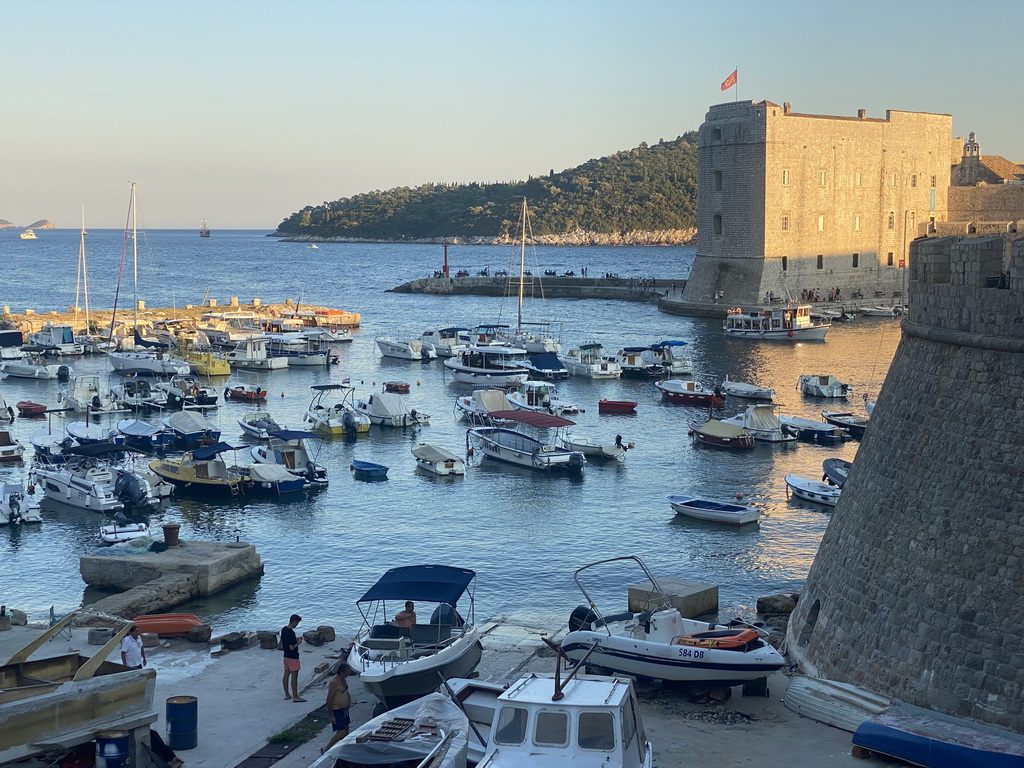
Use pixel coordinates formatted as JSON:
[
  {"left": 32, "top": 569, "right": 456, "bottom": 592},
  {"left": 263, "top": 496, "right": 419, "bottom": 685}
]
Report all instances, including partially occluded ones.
[{"left": 272, "top": 228, "right": 696, "bottom": 246}]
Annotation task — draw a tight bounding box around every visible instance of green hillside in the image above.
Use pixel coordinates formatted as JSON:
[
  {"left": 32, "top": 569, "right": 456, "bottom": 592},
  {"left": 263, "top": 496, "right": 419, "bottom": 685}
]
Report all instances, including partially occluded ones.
[{"left": 275, "top": 133, "right": 698, "bottom": 241}]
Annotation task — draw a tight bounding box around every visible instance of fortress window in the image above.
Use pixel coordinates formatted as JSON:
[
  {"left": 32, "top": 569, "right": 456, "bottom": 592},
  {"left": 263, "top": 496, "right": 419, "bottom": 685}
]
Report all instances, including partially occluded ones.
[
  {"left": 713, "top": 128, "right": 722, "bottom": 142},
  {"left": 852, "top": 253, "right": 860, "bottom": 268},
  {"left": 911, "top": 174, "right": 918, "bottom": 188},
  {"left": 782, "top": 169, "right": 790, "bottom": 186},
  {"left": 782, "top": 216, "right": 790, "bottom": 231},
  {"left": 888, "top": 212, "right": 895, "bottom": 230},
  {"left": 931, "top": 175, "right": 937, "bottom": 188},
  {"left": 713, "top": 170, "right": 723, "bottom": 192},
  {"left": 855, "top": 171, "right": 862, "bottom": 187},
  {"left": 713, "top": 214, "right": 723, "bottom": 235},
  {"left": 854, "top": 215, "right": 861, "bottom": 231},
  {"left": 818, "top": 215, "right": 825, "bottom": 232},
  {"left": 816, "top": 254, "right": 824, "bottom": 270},
  {"left": 819, "top": 170, "right": 827, "bottom": 187},
  {"left": 782, "top": 256, "right": 788, "bottom": 271},
  {"left": 887, "top": 252, "right": 894, "bottom": 266}
]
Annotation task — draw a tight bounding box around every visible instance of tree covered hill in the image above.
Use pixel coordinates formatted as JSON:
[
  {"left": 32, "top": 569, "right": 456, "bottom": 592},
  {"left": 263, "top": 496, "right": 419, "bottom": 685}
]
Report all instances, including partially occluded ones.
[{"left": 275, "top": 133, "right": 698, "bottom": 242}]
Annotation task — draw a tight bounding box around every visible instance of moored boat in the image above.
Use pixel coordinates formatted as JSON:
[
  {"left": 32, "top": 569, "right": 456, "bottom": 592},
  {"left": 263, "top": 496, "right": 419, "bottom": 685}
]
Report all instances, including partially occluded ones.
[
  {"left": 667, "top": 494, "right": 760, "bottom": 525},
  {"left": 778, "top": 414, "right": 850, "bottom": 443},
  {"left": 117, "top": 419, "right": 175, "bottom": 451},
  {"left": 15, "top": 401, "right": 47, "bottom": 418},
  {"left": 100, "top": 518, "right": 150, "bottom": 545},
  {"left": 724, "top": 304, "right": 830, "bottom": 341},
  {"left": 720, "top": 375, "right": 774, "bottom": 400},
  {"left": 303, "top": 383, "right": 370, "bottom": 436},
  {"left": 785, "top": 475, "right": 842, "bottom": 506},
  {"left": 355, "top": 391, "right": 430, "bottom": 427},
  {"left": 132, "top": 613, "right": 204, "bottom": 637},
  {"left": 162, "top": 410, "right": 221, "bottom": 450},
  {"left": 558, "top": 342, "right": 621, "bottom": 379},
  {"left": 721, "top": 404, "right": 797, "bottom": 443},
  {"left": 251, "top": 429, "right": 328, "bottom": 487},
  {"left": 822, "top": 457, "right": 853, "bottom": 488},
  {"left": 655, "top": 378, "right": 724, "bottom": 406},
  {"left": 149, "top": 443, "right": 249, "bottom": 496},
  {"left": 350, "top": 459, "right": 389, "bottom": 480},
  {"left": 468, "top": 410, "right": 585, "bottom": 472},
  {"left": 2, "top": 483, "right": 42, "bottom": 524},
  {"left": 411, "top": 442, "right": 466, "bottom": 476},
  {"left": 0, "top": 427, "right": 26, "bottom": 462},
  {"left": 444, "top": 345, "right": 530, "bottom": 386},
  {"left": 598, "top": 399, "right": 637, "bottom": 414},
  {"left": 559, "top": 432, "right": 629, "bottom": 460},
  {"left": 455, "top": 388, "right": 511, "bottom": 425},
  {"left": 238, "top": 411, "right": 286, "bottom": 439},
  {"left": 688, "top": 419, "right": 755, "bottom": 449},
  {"left": 821, "top": 410, "right": 870, "bottom": 439},
  {"left": 799, "top": 374, "right": 852, "bottom": 398}
]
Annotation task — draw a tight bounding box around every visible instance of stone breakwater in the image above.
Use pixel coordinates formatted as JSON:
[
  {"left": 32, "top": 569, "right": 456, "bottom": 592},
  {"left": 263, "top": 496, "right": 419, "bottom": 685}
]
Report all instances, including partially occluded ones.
[{"left": 389, "top": 275, "right": 687, "bottom": 301}]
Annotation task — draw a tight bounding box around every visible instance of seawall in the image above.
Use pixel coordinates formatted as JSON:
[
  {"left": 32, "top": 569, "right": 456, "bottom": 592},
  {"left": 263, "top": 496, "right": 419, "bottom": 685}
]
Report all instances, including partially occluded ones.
[{"left": 389, "top": 275, "right": 687, "bottom": 302}]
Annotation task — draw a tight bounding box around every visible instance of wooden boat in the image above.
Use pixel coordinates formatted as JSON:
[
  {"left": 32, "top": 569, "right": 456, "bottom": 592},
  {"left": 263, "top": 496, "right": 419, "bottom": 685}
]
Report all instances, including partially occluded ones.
[
  {"left": 779, "top": 414, "right": 849, "bottom": 442},
  {"left": 350, "top": 459, "right": 389, "bottom": 480},
  {"left": 799, "top": 374, "right": 851, "bottom": 398},
  {"left": 723, "top": 304, "right": 830, "bottom": 341},
  {"left": 347, "top": 564, "right": 482, "bottom": 708},
  {"left": 655, "top": 378, "right": 725, "bottom": 406},
  {"left": 688, "top": 419, "right": 755, "bottom": 449},
  {"left": 821, "top": 410, "right": 870, "bottom": 439},
  {"left": 383, "top": 380, "right": 410, "bottom": 393},
  {"left": 667, "top": 494, "right": 760, "bottom": 525},
  {"left": 149, "top": 443, "right": 249, "bottom": 496},
  {"left": 561, "top": 556, "right": 783, "bottom": 689},
  {"left": 559, "top": 433, "right": 629, "bottom": 460},
  {"left": 822, "top": 457, "right": 853, "bottom": 488},
  {"left": 0, "top": 427, "right": 26, "bottom": 462},
  {"left": 223, "top": 383, "right": 268, "bottom": 402},
  {"left": 411, "top": 443, "right": 466, "bottom": 476},
  {"left": 0, "top": 615, "right": 155, "bottom": 766},
  {"left": 132, "top": 613, "right": 204, "bottom": 637},
  {"left": 785, "top": 475, "right": 842, "bottom": 507},
  {"left": 720, "top": 375, "right": 774, "bottom": 400},
  {"left": 598, "top": 398, "right": 637, "bottom": 413}
]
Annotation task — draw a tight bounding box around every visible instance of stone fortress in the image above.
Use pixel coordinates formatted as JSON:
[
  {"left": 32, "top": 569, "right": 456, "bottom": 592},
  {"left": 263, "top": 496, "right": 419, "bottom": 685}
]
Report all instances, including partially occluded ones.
[
  {"left": 682, "top": 100, "right": 1023, "bottom": 306},
  {"left": 787, "top": 234, "right": 1023, "bottom": 733}
]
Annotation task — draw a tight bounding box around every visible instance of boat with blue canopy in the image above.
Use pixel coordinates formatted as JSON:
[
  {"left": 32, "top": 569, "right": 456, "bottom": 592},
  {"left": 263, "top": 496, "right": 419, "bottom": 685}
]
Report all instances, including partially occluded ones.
[
  {"left": 347, "top": 564, "right": 482, "bottom": 708},
  {"left": 251, "top": 429, "right": 328, "bottom": 487}
]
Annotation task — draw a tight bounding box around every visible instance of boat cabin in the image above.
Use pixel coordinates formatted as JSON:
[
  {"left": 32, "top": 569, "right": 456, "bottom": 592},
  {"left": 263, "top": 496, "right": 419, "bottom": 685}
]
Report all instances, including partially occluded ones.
[{"left": 725, "top": 304, "right": 820, "bottom": 332}]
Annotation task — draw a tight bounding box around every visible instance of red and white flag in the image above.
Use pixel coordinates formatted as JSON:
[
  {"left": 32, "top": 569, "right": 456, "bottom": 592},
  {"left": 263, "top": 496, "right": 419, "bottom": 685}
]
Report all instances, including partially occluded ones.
[{"left": 721, "top": 69, "right": 738, "bottom": 91}]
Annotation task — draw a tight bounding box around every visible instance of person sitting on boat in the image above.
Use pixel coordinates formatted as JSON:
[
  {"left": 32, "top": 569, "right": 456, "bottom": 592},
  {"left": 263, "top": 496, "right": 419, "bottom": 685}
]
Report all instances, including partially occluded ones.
[
  {"left": 394, "top": 601, "right": 416, "bottom": 627},
  {"left": 615, "top": 435, "right": 629, "bottom": 453}
]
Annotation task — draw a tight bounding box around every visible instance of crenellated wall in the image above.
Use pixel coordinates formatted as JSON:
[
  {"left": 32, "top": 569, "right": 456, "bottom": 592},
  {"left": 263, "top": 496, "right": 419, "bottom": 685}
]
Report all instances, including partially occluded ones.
[{"left": 787, "top": 235, "right": 1024, "bottom": 732}]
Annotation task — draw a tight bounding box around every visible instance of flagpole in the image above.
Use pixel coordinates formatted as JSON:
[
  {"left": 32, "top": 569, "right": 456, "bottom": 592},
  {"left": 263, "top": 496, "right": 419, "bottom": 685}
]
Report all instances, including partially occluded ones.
[{"left": 735, "top": 65, "right": 738, "bottom": 102}]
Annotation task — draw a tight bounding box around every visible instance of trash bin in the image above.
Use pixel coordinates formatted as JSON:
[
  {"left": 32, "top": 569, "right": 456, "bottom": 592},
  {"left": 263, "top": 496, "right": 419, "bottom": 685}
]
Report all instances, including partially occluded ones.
[
  {"left": 95, "top": 730, "right": 130, "bottom": 768},
  {"left": 166, "top": 695, "right": 198, "bottom": 750}
]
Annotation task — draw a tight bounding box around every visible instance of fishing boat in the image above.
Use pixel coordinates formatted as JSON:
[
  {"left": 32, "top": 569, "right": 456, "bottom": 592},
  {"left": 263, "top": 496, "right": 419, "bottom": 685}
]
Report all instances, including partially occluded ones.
[
  {"left": 412, "top": 443, "right": 466, "bottom": 476},
  {"left": 821, "top": 410, "right": 870, "bottom": 439},
  {"left": 642, "top": 340, "right": 693, "bottom": 377},
  {"left": 251, "top": 429, "right": 329, "bottom": 488},
  {"left": 723, "top": 304, "right": 830, "bottom": 341},
  {"left": 468, "top": 410, "right": 585, "bottom": 472},
  {"left": 559, "top": 432, "right": 629, "bottom": 460},
  {"left": 420, "top": 326, "right": 470, "bottom": 357},
  {"left": 720, "top": 375, "right": 774, "bottom": 400},
  {"left": 149, "top": 443, "right": 249, "bottom": 496},
  {"left": 558, "top": 342, "right": 621, "bottom": 379},
  {"left": 162, "top": 410, "right": 221, "bottom": 450},
  {"left": 303, "top": 383, "right": 371, "bottom": 435},
  {"left": 0, "top": 428, "right": 26, "bottom": 462},
  {"left": 347, "top": 564, "right": 483, "bottom": 708},
  {"left": 443, "top": 345, "right": 530, "bottom": 386},
  {"left": 15, "top": 401, "right": 47, "bottom": 418},
  {"left": 561, "top": 556, "right": 784, "bottom": 686},
  {"left": 1, "top": 483, "right": 42, "bottom": 525},
  {"left": 667, "top": 494, "right": 760, "bottom": 525},
  {"left": 199, "top": 218, "right": 210, "bottom": 237},
  {"left": 117, "top": 419, "right": 175, "bottom": 451},
  {"left": 350, "top": 459, "right": 389, "bottom": 480},
  {"left": 598, "top": 399, "right": 637, "bottom": 414},
  {"left": 376, "top": 333, "right": 436, "bottom": 361},
  {"left": 785, "top": 475, "right": 842, "bottom": 507},
  {"left": 799, "top": 374, "right": 851, "bottom": 398},
  {"left": 778, "top": 414, "right": 850, "bottom": 443},
  {"left": 721, "top": 404, "right": 797, "bottom": 443},
  {"left": 822, "top": 457, "right": 853, "bottom": 488},
  {"left": 455, "top": 388, "right": 512, "bottom": 425},
  {"left": 238, "top": 411, "right": 286, "bottom": 439},
  {"left": 505, "top": 379, "right": 578, "bottom": 416},
  {"left": 655, "top": 379, "right": 725, "bottom": 406},
  {"left": 355, "top": 391, "right": 430, "bottom": 427},
  {"left": 688, "top": 419, "right": 755, "bottom": 449}
]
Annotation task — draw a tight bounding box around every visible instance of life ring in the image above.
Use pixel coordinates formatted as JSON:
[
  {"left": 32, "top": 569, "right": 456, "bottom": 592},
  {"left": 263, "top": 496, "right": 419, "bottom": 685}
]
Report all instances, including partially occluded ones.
[{"left": 673, "top": 628, "right": 760, "bottom": 650}]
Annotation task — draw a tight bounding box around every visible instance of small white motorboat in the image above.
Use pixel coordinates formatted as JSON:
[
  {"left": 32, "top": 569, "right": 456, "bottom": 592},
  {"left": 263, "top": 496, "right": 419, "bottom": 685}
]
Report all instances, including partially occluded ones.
[
  {"left": 667, "top": 494, "right": 760, "bottom": 525},
  {"left": 468, "top": 411, "right": 585, "bottom": 472},
  {"left": 505, "top": 379, "right": 579, "bottom": 416},
  {"left": 785, "top": 475, "right": 842, "bottom": 507},
  {"left": 721, "top": 404, "right": 796, "bottom": 443},
  {"left": 822, "top": 458, "right": 853, "bottom": 488},
  {"left": 779, "top": 414, "right": 849, "bottom": 442},
  {"left": 355, "top": 391, "right": 429, "bottom": 427},
  {"left": 411, "top": 443, "right": 466, "bottom": 476},
  {"left": 0, "top": 427, "right": 26, "bottom": 462},
  {"left": 454, "top": 388, "right": 511, "bottom": 425},
  {"left": 799, "top": 374, "right": 851, "bottom": 398},
  {"left": 860, "top": 305, "right": 900, "bottom": 317},
  {"left": 821, "top": 410, "right": 870, "bottom": 439},
  {"left": 238, "top": 411, "right": 286, "bottom": 439},
  {"left": 1, "top": 483, "right": 42, "bottom": 525},
  {"left": 559, "top": 432, "right": 629, "bottom": 460},
  {"left": 720, "top": 375, "right": 774, "bottom": 400},
  {"left": 375, "top": 333, "right": 436, "bottom": 361},
  {"left": 251, "top": 429, "right": 328, "bottom": 488},
  {"left": 100, "top": 519, "right": 150, "bottom": 545}
]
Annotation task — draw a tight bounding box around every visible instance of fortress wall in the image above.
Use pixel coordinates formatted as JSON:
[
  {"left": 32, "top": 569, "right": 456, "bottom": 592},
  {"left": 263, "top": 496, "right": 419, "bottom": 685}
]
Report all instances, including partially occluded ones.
[
  {"left": 787, "top": 236, "right": 1024, "bottom": 732},
  {"left": 949, "top": 185, "right": 1024, "bottom": 223}
]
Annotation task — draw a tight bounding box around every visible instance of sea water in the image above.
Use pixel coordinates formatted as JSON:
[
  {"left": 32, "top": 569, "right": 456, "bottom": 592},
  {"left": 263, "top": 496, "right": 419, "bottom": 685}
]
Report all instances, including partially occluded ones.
[{"left": 0, "top": 229, "right": 898, "bottom": 634}]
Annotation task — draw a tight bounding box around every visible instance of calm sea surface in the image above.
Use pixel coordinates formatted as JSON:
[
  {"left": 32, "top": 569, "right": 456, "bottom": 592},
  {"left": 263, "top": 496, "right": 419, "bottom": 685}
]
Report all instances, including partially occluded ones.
[{"left": 0, "top": 229, "right": 899, "bottom": 634}]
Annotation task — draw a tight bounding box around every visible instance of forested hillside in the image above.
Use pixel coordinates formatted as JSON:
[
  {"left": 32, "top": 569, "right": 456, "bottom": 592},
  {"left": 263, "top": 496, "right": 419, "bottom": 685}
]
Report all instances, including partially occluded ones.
[{"left": 275, "top": 133, "right": 698, "bottom": 242}]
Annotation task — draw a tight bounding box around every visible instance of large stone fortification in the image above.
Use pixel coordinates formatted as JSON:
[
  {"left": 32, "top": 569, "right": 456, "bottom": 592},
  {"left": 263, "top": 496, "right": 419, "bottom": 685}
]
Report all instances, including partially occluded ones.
[{"left": 787, "top": 235, "right": 1023, "bottom": 732}]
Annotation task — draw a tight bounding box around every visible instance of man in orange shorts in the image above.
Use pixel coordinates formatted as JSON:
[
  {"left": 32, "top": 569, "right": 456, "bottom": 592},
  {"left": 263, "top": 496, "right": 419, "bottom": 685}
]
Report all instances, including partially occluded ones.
[{"left": 281, "top": 614, "right": 304, "bottom": 701}]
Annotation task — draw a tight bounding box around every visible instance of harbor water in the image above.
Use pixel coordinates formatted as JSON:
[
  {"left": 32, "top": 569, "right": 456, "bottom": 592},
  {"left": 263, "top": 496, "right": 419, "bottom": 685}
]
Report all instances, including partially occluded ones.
[{"left": 0, "top": 229, "right": 899, "bottom": 634}]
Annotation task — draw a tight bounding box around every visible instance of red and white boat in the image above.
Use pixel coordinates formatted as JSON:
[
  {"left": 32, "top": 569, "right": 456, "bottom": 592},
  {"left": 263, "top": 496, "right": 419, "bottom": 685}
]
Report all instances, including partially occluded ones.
[
  {"left": 655, "top": 379, "right": 724, "bottom": 406},
  {"left": 132, "top": 613, "right": 205, "bottom": 637},
  {"left": 223, "top": 383, "right": 268, "bottom": 402},
  {"left": 597, "top": 399, "right": 637, "bottom": 413},
  {"left": 16, "top": 400, "right": 47, "bottom": 417}
]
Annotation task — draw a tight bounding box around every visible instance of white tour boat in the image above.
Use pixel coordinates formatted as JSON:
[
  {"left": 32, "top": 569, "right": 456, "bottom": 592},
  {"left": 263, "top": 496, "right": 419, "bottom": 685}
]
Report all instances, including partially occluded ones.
[{"left": 723, "top": 304, "right": 830, "bottom": 340}]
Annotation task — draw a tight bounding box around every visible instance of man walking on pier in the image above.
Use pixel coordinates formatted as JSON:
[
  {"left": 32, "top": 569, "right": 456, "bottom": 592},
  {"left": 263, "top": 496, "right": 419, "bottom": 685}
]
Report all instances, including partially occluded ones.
[{"left": 281, "top": 614, "right": 305, "bottom": 701}]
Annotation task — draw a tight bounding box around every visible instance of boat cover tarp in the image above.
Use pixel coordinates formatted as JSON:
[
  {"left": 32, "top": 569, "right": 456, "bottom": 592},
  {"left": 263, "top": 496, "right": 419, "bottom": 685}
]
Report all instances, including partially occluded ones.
[
  {"left": 367, "top": 392, "right": 409, "bottom": 418},
  {"left": 118, "top": 419, "right": 161, "bottom": 437},
  {"left": 652, "top": 340, "right": 688, "bottom": 348},
  {"left": 743, "top": 405, "right": 783, "bottom": 431},
  {"left": 694, "top": 420, "right": 749, "bottom": 439},
  {"left": 525, "top": 352, "right": 566, "bottom": 372},
  {"left": 248, "top": 463, "right": 297, "bottom": 483},
  {"left": 269, "top": 430, "right": 320, "bottom": 441},
  {"left": 192, "top": 442, "right": 243, "bottom": 460},
  {"left": 470, "top": 389, "right": 509, "bottom": 414},
  {"left": 65, "top": 442, "right": 142, "bottom": 457},
  {"left": 166, "top": 410, "right": 216, "bottom": 433},
  {"left": 134, "top": 328, "right": 169, "bottom": 349},
  {"left": 358, "top": 564, "right": 476, "bottom": 605},
  {"left": 411, "top": 443, "right": 461, "bottom": 463},
  {"left": 488, "top": 410, "right": 575, "bottom": 428}
]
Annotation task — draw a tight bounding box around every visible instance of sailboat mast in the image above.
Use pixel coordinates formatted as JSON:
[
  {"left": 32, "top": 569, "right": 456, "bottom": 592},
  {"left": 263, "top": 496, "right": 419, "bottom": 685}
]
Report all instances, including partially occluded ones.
[
  {"left": 518, "top": 198, "right": 527, "bottom": 332},
  {"left": 74, "top": 207, "right": 83, "bottom": 330},
  {"left": 81, "top": 206, "right": 90, "bottom": 333},
  {"left": 131, "top": 182, "right": 138, "bottom": 335}
]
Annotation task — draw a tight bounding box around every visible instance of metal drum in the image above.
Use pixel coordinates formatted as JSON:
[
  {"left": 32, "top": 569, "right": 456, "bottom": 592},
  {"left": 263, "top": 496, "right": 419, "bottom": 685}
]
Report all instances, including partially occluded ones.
[
  {"left": 95, "top": 730, "right": 130, "bottom": 768},
  {"left": 166, "top": 695, "right": 198, "bottom": 750}
]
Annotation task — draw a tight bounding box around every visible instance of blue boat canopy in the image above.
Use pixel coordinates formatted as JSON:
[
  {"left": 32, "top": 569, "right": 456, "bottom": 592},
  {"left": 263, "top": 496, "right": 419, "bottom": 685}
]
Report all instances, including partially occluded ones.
[
  {"left": 652, "top": 340, "right": 688, "bottom": 349},
  {"left": 65, "top": 443, "right": 142, "bottom": 457},
  {"left": 269, "top": 430, "right": 320, "bottom": 441},
  {"left": 192, "top": 442, "right": 244, "bottom": 460},
  {"left": 357, "top": 564, "right": 476, "bottom": 605},
  {"left": 620, "top": 346, "right": 648, "bottom": 353},
  {"left": 526, "top": 352, "right": 566, "bottom": 371}
]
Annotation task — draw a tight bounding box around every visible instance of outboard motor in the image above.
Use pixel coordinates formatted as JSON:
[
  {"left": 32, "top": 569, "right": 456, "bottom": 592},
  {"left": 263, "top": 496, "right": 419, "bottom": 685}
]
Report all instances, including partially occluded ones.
[
  {"left": 115, "top": 473, "right": 151, "bottom": 510},
  {"left": 568, "top": 605, "right": 600, "bottom": 633},
  {"left": 57, "top": 365, "right": 71, "bottom": 382},
  {"left": 342, "top": 410, "right": 358, "bottom": 435}
]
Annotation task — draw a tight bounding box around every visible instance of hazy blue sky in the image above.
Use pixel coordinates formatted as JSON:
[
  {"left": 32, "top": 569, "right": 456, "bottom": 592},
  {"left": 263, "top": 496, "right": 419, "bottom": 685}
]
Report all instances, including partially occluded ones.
[{"left": 3, "top": 0, "right": 1019, "bottom": 230}]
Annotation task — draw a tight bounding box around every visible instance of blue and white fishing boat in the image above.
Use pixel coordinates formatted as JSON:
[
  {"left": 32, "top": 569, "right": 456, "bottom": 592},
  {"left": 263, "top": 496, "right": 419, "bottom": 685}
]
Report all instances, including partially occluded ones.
[
  {"left": 667, "top": 494, "right": 760, "bottom": 525},
  {"left": 251, "top": 429, "right": 328, "bottom": 487},
  {"left": 350, "top": 459, "right": 389, "bottom": 480},
  {"left": 117, "top": 419, "right": 175, "bottom": 451}
]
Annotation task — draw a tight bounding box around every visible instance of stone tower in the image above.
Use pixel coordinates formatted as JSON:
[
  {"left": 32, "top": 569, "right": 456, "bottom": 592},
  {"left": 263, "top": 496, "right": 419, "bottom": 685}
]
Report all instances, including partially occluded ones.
[
  {"left": 683, "top": 101, "right": 958, "bottom": 307},
  {"left": 787, "top": 235, "right": 1023, "bottom": 732}
]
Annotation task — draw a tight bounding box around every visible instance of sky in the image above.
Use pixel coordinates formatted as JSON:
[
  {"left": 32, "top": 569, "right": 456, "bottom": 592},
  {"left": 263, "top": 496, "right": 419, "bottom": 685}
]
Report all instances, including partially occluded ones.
[{"left": 3, "top": 0, "right": 1021, "bottom": 230}]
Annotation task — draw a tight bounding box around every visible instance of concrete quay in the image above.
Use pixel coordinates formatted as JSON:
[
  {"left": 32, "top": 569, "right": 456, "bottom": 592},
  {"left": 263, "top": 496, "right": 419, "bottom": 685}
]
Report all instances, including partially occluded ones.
[
  {"left": 389, "top": 274, "right": 686, "bottom": 302},
  {"left": 79, "top": 539, "right": 264, "bottom": 619},
  {"left": 0, "top": 617, "right": 899, "bottom": 768}
]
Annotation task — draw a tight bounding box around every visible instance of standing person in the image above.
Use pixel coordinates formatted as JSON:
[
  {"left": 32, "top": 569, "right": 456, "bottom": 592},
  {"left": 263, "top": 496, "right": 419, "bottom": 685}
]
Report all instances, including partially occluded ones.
[
  {"left": 281, "top": 614, "right": 305, "bottom": 701},
  {"left": 394, "top": 601, "right": 417, "bottom": 627},
  {"left": 321, "top": 666, "right": 354, "bottom": 754},
  {"left": 120, "top": 625, "right": 146, "bottom": 669}
]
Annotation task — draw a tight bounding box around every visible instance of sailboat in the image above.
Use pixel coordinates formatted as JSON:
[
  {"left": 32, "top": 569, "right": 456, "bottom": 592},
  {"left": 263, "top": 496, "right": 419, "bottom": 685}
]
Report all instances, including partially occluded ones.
[
  {"left": 73, "top": 207, "right": 111, "bottom": 354},
  {"left": 199, "top": 218, "right": 210, "bottom": 237},
  {"left": 496, "top": 199, "right": 561, "bottom": 354},
  {"left": 107, "top": 184, "right": 190, "bottom": 376}
]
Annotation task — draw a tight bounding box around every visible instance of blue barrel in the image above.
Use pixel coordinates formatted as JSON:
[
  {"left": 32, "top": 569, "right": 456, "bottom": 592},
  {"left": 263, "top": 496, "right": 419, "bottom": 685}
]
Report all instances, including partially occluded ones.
[
  {"left": 166, "top": 695, "right": 198, "bottom": 750},
  {"left": 95, "top": 730, "right": 130, "bottom": 768}
]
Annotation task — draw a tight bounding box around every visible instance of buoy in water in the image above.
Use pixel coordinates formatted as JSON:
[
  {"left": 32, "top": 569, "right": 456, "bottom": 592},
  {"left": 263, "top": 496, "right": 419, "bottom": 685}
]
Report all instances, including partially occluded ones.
[
  {"left": 735, "top": 492, "right": 744, "bottom": 501},
  {"left": 787, "top": 331, "right": 795, "bottom": 337}
]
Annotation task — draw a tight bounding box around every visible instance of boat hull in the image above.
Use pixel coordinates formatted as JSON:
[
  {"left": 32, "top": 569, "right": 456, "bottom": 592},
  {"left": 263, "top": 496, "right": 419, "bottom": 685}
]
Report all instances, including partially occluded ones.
[
  {"left": 668, "top": 495, "right": 760, "bottom": 525},
  {"left": 785, "top": 475, "right": 841, "bottom": 506},
  {"left": 470, "top": 427, "right": 585, "bottom": 471}
]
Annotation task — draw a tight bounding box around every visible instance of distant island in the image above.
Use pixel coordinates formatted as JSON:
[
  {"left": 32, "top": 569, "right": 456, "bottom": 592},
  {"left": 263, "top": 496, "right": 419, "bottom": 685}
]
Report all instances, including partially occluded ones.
[
  {"left": 274, "top": 134, "right": 698, "bottom": 245},
  {"left": 0, "top": 219, "right": 55, "bottom": 229}
]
